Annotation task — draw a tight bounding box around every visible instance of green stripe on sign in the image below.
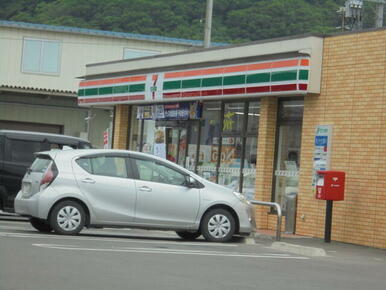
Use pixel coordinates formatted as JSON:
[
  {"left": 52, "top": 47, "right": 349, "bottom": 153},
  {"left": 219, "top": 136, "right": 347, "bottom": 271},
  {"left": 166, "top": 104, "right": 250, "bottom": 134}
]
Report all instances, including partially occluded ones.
[
  {"left": 223, "top": 75, "right": 246, "bottom": 86},
  {"left": 99, "top": 87, "right": 113, "bottom": 95},
  {"left": 271, "top": 70, "right": 297, "bottom": 82},
  {"left": 246, "top": 73, "right": 270, "bottom": 84},
  {"left": 129, "top": 84, "right": 145, "bottom": 92},
  {"left": 113, "top": 85, "right": 129, "bottom": 94},
  {"left": 85, "top": 88, "right": 98, "bottom": 96},
  {"left": 202, "top": 77, "right": 222, "bottom": 87},
  {"left": 163, "top": 81, "right": 181, "bottom": 90},
  {"left": 78, "top": 89, "right": 85, "bottom": 96},
  {"left": 182, "top": 78, "right": 201, "bottom": 89},
  {"left": 299, "top": 70, "right": 309, "bottom": 80}
]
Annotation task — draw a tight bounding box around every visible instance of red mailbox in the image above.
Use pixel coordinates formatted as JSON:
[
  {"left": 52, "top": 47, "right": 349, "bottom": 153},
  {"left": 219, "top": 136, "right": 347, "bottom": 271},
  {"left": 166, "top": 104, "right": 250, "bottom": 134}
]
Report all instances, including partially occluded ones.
[{"left": 315, "top": 171, "right": 345, "bottom": 201}]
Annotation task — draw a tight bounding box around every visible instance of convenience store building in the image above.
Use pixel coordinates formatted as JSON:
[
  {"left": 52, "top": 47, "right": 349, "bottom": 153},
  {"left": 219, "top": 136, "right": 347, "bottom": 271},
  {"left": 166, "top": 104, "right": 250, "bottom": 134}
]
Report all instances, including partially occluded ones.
[{"left": 78, "top": 28, "right": 386, "bottom": 249}]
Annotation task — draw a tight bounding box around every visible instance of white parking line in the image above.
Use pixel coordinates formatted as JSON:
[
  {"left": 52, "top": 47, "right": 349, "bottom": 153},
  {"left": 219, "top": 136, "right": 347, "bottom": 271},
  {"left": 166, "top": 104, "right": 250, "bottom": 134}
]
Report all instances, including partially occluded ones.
[
  {"left": 0, "top": 231, "right": 237, "bottom": 247},
  {"left": 33, "top": 243, "right": 310, "bottom": 260}
]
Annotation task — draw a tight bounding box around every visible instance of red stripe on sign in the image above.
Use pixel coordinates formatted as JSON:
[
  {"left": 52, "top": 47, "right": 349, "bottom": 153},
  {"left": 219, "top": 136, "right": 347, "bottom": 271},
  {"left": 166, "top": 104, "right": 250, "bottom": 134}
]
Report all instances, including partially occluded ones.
[
  {"left": 181, "top": 91, "right": 201, "bottom": 98},
  {"left": 163, "top": 92, "right": 182, "bottom": 98},
  {"left": 271, "top": 84, "right": 297, "bottom": 92},
  {"left": 79, "top": 94, "right": 145, "bottom": 103},
  {"left": 298, "top": 84, "right": 308, "bottom": 90},
  {"left": 223, "top": 88, "right": 246, "bottom": 95},
  {"left": 246, "top": 86, "right": 270, "bottom": 94},
  {"left": 201, "top": 89, "right": 223, "bottom": 96}
]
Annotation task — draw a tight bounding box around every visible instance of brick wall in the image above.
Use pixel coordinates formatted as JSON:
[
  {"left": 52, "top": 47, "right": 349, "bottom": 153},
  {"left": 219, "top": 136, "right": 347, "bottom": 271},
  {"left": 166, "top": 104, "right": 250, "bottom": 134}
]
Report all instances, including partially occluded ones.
[
  {"left": 113, "top": 105, "right": 129, "bottom": 149},
  {"left": 254, "top": 96, "right": 277, "bottom": 229},
  {"left": 295, "top": 30, "right": 386, "bottom": 248}
]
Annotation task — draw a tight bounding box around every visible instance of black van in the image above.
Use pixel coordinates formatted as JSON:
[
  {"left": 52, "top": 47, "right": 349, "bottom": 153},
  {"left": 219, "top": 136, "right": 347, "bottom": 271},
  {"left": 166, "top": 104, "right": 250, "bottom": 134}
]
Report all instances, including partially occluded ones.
[{"left": 0, "top": 130, "right": 91, "bottom": 212}]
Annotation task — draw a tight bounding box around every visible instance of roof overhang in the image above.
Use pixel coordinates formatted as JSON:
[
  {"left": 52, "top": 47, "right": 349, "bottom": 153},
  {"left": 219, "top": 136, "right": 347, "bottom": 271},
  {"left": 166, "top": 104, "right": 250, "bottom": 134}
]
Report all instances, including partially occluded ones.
[{"left": 79, "top": 34, "right": 323, "bottom": 107}]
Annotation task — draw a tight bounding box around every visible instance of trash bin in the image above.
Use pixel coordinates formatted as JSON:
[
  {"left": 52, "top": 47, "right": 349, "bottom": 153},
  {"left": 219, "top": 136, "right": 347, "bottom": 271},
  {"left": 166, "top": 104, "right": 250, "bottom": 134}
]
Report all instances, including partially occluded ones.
[{"left": 283, "top": 190, "right": 298, "bottom": 234}]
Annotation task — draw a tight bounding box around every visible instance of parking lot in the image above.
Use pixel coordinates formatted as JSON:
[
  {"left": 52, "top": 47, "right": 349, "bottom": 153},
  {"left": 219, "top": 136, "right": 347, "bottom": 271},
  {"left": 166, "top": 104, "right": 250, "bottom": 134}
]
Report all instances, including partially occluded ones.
[{"left": 1, "top": 216, "right": 386, "bottom": 290}]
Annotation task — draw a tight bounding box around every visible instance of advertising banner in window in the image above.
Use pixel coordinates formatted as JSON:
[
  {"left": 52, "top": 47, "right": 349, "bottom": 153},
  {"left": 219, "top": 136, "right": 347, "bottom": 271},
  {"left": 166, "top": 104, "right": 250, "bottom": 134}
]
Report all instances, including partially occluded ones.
[{"left": 137, "top": 101, "right": 202, "bottom": 121}]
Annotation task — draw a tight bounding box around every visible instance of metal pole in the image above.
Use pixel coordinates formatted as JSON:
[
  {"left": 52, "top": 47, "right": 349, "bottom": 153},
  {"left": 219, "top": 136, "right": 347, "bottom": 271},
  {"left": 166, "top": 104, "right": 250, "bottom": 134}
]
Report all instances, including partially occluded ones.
[
  {"left": 324, "top": 200, "right": 333, "bottom": 243},
  {"left": 375, "top": 3, "right": 384, "bottom": 28},
  {"left": 203, "top": 0, "right": 213, "bottom": 48},
  {"left": 250, "top": 200, "right": 282, "bottom": 241}
]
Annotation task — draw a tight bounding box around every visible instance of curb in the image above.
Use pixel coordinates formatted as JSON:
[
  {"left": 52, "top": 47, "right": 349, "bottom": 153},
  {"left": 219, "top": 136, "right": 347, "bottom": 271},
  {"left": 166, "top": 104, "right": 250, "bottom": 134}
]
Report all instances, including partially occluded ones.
[{"left": 271, "top": 242, "right": 327, "bottom": 257}]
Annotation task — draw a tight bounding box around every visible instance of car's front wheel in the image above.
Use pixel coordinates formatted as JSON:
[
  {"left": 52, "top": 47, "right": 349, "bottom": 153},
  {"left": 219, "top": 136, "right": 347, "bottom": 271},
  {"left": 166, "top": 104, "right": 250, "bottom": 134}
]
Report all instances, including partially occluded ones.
[
  {"left": 49, "top": 200, "right": 85, "bottom": 235},
  {"left": 176, "top": 231, "right": 201, "bottom": 240},
  {"left": 30, "top": 218, "right": 52, "bottom": 233},
  {"left": 201, "top": 208, "right": 235, "bottom": 242}
]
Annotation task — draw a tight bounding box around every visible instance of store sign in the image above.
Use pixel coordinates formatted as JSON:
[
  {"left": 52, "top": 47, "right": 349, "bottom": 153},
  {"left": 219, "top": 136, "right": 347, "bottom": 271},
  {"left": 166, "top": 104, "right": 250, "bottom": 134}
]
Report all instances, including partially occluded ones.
[
  {"left": 312, "top": 125, "right": 333, "bottom": 185},
  {"left": 78, "top": 57, "right": 310, "bottom": 106},
  {"left": 137, "top": 101, "right": 202, "bottom": 120}
]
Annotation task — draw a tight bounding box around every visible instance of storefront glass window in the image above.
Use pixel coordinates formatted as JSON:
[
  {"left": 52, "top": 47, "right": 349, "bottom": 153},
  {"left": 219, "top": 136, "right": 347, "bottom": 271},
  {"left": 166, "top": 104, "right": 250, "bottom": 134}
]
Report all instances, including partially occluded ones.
[
  {"left": 129, "top": 100, "right": 260, "bottom": 199},
  {"left": 185, "top": 122, "right": 199, "bottom": 171},
  {"left": 218, "top": 102, "right": 245, "bottom": 188},
  {"left": 129, "top": 106, "right": 141, "bottom": 151},
  {"left": 273, "top": 100, "right": 303, "bottom": 209},
  {"left": 141, "top": 120, "right": 156, "bottom": 154},
  {"left": 197, "top": 102, "right": 221, "bottom": 183},
  {"left": 242, "top": 136, "right": 258, "bottom": 200}
]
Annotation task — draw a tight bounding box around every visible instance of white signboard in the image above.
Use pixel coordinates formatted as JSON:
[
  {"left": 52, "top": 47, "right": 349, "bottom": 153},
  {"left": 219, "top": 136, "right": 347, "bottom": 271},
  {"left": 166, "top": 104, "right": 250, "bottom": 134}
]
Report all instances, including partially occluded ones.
[{"left": 312, "top": 125, "right": 333, "bottom": 185}]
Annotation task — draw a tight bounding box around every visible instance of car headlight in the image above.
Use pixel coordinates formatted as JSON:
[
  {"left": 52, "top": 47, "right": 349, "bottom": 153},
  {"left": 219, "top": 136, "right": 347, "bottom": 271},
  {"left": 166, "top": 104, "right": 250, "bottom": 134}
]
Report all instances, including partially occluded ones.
[{"left": 233, "top": 191, "right": 249, "bottom": 204}]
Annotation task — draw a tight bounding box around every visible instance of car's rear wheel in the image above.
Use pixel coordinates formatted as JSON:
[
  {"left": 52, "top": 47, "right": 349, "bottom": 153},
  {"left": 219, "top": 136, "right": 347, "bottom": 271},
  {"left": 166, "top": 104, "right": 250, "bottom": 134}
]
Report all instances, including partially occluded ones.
[
  {"left": 49, "top": 200, "right": 85, "bottom": 235},
  {"left": 30, "top": 218, "right": 52, "bottom": 233},
  {"left": 176, "top": 231, "right": 201, "bottom": 240},
  {"left": 201, "top": 208, "right": 235, "bottom": 242}
]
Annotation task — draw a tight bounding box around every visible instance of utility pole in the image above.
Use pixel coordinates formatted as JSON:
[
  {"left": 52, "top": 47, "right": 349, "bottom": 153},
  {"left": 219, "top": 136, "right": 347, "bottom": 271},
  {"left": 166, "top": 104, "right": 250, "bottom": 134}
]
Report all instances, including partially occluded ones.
[
  {"left": 368, "top": 0, "right": 385, "bottom": 27},
  {"left": 203, "top": 0, "right": 213, "bottom": 48},
  {"left": 343, "top": 0, "right": 385, "bottom": 31}
]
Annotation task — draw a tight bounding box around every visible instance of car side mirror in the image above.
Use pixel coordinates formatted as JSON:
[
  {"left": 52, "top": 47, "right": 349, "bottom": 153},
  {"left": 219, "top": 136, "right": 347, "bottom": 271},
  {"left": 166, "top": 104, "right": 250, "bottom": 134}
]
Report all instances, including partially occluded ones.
[{"left": 185, "top": 176, "right": 197, "bottom": 188}]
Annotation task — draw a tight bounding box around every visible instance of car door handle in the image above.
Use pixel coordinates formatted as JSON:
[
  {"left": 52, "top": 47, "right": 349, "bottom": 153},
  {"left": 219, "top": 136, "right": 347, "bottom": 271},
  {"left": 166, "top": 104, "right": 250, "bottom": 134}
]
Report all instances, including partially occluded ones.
[
  {"left": 81, "top": 178, "right": 96, "bottom": 184},
  {"left": 139, "top": 186, "right": 152, "bottom": 192}
]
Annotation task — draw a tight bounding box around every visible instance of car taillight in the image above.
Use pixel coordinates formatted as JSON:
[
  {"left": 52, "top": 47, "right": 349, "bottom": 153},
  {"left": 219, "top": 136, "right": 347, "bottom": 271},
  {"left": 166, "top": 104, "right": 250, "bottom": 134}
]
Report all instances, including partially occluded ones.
[{"left": 40, "top": 163, "right": 58, "bottom": 191}]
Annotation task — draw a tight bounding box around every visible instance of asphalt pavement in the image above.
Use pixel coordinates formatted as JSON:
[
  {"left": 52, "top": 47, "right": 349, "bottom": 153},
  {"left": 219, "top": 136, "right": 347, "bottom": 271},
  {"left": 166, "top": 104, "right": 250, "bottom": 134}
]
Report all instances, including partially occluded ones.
[{"left": 1, "top": 215, "right": 385, "bottom": 290}]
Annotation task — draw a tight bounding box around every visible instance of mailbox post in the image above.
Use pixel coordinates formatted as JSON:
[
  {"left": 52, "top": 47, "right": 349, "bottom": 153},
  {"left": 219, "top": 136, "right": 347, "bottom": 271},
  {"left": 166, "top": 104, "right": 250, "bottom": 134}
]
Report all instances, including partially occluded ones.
[{"left": 315, "top": 171, "right": 345, "bottom": 243}]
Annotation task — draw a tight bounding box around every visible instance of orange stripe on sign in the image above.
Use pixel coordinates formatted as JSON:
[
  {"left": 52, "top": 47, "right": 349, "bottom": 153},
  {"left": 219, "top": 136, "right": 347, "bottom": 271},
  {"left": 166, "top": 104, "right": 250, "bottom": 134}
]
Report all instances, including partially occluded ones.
[
  {"left": 271, "top": 59, "right": 298, "bottom": 68},
  {"left": 80, "top": 75, "right": 146, "bottom": 87},
  {"left": 114, "top": 76, "right": 146, "bottom": 83},
  {"left": 223, "top": 64, "right": 248, "bottom": 73},
  {"left": 247, "top": 62, "right": 272, "bottom": 71},
  {"left": 300, "top": 59, "right": 310, "bottom": 66}
]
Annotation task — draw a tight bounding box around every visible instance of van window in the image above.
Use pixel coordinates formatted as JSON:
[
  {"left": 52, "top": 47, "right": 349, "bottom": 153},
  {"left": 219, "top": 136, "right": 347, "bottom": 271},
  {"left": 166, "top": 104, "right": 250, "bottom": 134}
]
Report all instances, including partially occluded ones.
[
  {"left": 0, "top": 136, "right": 4, "bottom": 161},
  {"left": 6, "top": 139, "right": 43, "bottom": 163}
]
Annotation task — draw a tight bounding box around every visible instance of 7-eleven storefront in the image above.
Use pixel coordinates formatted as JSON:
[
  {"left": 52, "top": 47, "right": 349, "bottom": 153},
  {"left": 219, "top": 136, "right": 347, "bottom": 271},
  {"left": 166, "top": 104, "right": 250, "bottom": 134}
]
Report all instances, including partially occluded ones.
[{"left": 78, "top": 34, "right": 323, "bottom": 235}]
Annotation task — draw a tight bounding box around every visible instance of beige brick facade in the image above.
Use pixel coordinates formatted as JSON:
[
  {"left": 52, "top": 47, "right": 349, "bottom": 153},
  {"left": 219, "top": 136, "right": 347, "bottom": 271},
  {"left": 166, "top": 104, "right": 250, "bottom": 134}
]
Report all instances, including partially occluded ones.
[
  {"left": 257, "top": 29, "right": 386, "bottom": 248},
  {"left": 113, "top": 105, "right": 130, "bottom": 149},
  {"left": 254, "top": 96, "right": 277, "bottom": 229}
]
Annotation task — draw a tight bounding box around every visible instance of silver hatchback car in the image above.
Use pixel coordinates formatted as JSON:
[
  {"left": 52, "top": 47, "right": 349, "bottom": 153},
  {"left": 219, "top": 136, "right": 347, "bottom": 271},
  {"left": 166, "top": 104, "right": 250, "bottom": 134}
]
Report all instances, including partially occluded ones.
[{"left": 15, "top": 149, "right": 255, "bottom": 242}]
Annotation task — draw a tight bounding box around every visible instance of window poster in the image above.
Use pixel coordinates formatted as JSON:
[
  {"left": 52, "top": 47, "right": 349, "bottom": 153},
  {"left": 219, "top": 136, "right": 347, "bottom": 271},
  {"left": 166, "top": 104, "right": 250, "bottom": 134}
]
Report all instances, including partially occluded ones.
[{"left": 153, "top": 127, "right": 166, "bottom": 159}]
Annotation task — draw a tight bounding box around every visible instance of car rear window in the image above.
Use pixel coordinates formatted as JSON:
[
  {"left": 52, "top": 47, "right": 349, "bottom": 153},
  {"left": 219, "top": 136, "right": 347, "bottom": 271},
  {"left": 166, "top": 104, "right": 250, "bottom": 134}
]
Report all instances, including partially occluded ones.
[{"left": 30, "top": 156, "right": 52, "bottom": 172}]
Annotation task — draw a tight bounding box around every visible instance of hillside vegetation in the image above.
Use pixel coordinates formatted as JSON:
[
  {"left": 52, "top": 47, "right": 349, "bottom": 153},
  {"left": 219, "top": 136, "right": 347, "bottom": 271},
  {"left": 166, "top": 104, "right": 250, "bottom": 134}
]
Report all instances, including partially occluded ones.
[{"left": 0, "top": 0, "right": 383, "bottom": 43}]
